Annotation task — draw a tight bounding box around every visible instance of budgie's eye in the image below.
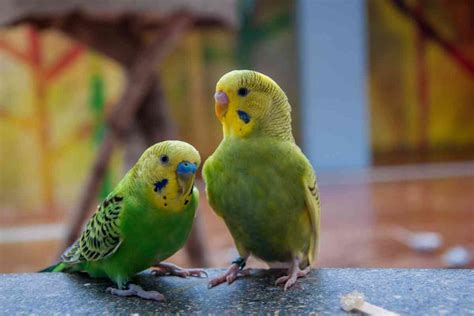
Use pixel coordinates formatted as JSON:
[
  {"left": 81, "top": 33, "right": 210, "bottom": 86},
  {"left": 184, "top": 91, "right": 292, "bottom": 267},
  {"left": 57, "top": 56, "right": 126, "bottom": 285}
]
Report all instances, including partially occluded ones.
[
  {"left": 237, "top": 87, "right": 249, "bottom": 97},
  {"left": 237, "top": 110, "right": 251, "bottom": 124},
  {"left": 160, "top": 155, "right": 169, "bottom": 163}
]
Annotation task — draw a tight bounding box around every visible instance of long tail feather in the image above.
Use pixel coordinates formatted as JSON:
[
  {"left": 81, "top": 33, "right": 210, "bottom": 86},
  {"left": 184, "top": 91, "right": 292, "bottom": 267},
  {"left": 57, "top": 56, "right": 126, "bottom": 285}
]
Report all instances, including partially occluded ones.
[{"left": 38, "top": 262, "right": 65, "bottom": 273}]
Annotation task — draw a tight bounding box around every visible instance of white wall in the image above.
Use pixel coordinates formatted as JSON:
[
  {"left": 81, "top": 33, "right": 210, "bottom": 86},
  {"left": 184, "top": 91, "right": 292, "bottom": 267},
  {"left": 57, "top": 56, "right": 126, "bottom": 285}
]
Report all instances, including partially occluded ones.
[{"left": 297, "top": 0, "right": 370, "bottom": 170}]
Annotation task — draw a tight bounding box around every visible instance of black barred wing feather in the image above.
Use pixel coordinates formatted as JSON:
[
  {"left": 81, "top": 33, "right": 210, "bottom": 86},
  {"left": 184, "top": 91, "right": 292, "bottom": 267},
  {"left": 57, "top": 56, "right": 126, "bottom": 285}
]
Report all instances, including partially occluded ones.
[
  {"left": 61, "top": 242, "right": 82, "bottom": 263},
  {"left": 61, "top": 195, "right": 124, "bottom": 264}
]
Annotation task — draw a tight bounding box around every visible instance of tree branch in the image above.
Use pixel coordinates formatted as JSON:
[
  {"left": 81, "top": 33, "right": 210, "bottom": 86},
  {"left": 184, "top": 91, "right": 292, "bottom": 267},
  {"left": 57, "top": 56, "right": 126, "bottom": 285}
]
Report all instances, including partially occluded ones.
[
  {"left": 45, "top": 43, "right": 85, "bottom": 81},
  {"left": 391, "top": 0, "right": 474, "bottom": 77},
  {"left": 0, "top": 38, "right": 31, "bottom": 65}
]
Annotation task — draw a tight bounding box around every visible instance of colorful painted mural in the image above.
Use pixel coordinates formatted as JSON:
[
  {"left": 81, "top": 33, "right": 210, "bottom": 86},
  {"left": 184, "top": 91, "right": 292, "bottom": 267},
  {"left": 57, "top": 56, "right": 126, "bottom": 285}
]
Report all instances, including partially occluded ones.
[{"left": 0, "top": 26, "right": 125, "bottom": 224}]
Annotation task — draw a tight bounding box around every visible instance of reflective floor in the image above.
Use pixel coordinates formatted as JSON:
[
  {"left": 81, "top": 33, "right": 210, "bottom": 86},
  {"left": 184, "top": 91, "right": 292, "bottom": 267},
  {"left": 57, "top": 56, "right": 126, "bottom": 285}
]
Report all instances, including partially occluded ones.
[
  {"left": 1, "top": 163, "right": 473, "bottom": 272},
  {"left": 198, "top": 170, "right": 474, "bottom": 269}
]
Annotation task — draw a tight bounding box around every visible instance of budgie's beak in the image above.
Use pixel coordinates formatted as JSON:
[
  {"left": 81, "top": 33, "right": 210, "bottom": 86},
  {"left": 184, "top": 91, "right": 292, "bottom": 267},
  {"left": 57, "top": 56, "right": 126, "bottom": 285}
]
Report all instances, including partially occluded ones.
[
  {"left": 214, "top": 91, "right": 229, "bottom": 119},
  {"left": 176, "top": 161, "right": 197, "bottom": 194}
]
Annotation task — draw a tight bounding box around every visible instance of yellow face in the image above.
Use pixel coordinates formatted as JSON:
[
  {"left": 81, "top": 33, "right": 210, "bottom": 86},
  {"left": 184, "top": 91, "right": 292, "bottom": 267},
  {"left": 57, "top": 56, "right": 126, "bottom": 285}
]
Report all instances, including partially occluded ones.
[
  {"left": 136, "top": 140, "right": 200, "bottom": 211},
  {"left": 214, "top": 70, "right": 285, "bottom": 138}
]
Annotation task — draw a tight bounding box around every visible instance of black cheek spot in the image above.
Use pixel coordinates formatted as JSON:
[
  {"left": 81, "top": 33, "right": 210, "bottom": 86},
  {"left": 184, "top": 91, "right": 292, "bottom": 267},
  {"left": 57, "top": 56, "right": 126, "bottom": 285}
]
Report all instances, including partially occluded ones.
[
  {"left": 154, "top": 179, "right": 168, "bottom": 192},
  {"left": 237, "top": 110, "right": 250, "bottom": 124},
  {"left": 164, "top": 203, "right": 168, "bottom": 207},
  {"left": 163, "top": 196, "right": 167, "bottom": 200}
]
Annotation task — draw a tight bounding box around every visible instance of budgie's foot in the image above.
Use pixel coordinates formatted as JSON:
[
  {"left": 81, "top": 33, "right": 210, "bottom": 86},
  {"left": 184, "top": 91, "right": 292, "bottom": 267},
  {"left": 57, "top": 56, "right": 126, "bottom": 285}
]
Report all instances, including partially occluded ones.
[
  {"left": 106, "top": 284, "right": 165, "bottom": 301},
  {"left": 208, "top": 257, "right": 251, "bottom": 288},
  {"left": 151, "top": 262, "right": 208, "bottom": 278},
  {"left": 208, "top": 263, "right": 240, "bottom": 288},
  {"left": 275, "top": 259, "right": 311, "bottom": 291}
]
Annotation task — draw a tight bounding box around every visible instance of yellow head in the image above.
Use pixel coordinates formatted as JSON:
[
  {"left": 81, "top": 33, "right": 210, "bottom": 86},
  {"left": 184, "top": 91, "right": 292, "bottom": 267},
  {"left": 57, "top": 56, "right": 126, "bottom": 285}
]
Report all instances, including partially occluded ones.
[
  {"left": 132, "top": 140, "right": 201, "bottom": 210},
  {"left": 214, "top": 70, "right": 293, "bottom": 140}
]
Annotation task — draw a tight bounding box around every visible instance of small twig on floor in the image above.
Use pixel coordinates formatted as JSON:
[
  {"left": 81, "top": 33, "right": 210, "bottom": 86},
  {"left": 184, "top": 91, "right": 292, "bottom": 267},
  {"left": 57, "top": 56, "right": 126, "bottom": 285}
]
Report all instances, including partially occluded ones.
[{"left": 340, "top": 291, "right": 399, "bottom": 315}]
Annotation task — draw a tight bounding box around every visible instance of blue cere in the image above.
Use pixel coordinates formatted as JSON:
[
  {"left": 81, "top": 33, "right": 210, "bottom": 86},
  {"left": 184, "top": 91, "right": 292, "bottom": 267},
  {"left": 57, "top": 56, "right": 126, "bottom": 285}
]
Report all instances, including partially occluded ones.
[{"left": 177, "top": 161, "right": 197, "bottom": 175}]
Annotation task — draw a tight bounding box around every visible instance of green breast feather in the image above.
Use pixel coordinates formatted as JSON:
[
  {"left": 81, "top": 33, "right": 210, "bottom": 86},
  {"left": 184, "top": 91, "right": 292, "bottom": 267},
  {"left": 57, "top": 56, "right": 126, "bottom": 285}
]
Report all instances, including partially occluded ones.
[{"left": 203, "top": 137, "right": 319, "bottom": 263}]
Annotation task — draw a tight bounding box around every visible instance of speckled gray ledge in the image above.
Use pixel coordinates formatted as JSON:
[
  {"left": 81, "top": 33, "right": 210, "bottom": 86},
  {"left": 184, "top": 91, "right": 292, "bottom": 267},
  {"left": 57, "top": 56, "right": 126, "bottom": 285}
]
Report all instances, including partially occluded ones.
[{"left": 0, "top": 268, "right": 473, "bottom": 315}]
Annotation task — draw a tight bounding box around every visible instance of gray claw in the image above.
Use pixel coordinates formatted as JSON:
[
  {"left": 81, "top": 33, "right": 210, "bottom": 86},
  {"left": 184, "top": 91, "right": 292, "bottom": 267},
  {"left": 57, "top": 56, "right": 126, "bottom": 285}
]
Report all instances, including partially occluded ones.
[{"left": 106, "top": 284, "right": 165, "bottom": 301}]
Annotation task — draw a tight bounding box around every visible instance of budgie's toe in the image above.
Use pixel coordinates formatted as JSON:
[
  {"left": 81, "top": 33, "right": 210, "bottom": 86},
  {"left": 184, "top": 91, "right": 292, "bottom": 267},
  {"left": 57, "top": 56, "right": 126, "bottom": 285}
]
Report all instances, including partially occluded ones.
[
  {"left": 208, "top": 263, "right": 241, "bottom": 288},
  {"left": 106, "top": 284, "right": 165, "bottom": 301},
  {"left": 152, "top": 262, "right": 208, "bottom": 278},
  {"left": 275, "top": 275, "right": 290, "bottom": 286},
  {"left": 275, "top": 261, "right": 311, "bottom": 291}
]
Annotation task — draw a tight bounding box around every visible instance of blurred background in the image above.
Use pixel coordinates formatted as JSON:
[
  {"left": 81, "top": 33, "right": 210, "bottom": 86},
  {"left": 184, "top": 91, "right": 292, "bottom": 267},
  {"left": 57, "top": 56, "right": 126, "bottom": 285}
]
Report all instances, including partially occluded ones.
[{"left": 0, "top": 0, "right": 473, "bottom": 273}]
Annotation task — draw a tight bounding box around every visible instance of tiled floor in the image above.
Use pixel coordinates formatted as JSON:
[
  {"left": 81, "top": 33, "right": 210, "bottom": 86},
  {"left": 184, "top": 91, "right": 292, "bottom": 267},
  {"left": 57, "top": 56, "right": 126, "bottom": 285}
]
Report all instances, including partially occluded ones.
[{"left": 1, "top": 163, "right": 473, "bottom": 272}]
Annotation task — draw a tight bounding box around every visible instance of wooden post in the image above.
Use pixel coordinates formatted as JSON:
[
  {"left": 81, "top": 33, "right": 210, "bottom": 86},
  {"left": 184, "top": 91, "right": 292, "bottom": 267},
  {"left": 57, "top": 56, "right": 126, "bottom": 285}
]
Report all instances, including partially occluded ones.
[
  {"left": 124, "top": 75, "right": 209, "bottom": 266},
  {"left": 62, "top": 14, "right": 192, "bottom": 250}
]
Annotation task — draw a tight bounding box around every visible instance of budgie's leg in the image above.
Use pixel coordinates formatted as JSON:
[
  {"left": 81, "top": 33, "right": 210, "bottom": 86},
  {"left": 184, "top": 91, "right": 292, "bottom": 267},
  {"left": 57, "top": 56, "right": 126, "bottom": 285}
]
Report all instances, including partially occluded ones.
[
  {"left": 208, "top": 256, "right": 250, "bottom": 288},
  {"left": 151, "top": 262, "right": 208, "bottom": 278},
  {"left": 274, "top": 257, "right": 311, "bottom": 291},
  {"left": 106, "top": 284, "right": 165, "bottom": 301}
]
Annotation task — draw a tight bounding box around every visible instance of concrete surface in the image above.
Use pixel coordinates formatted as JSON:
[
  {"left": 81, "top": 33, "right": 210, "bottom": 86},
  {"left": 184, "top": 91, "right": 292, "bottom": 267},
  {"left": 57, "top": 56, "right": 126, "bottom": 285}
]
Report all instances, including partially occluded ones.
[{"left": 1, "top": 268, "right": 473, "bottom": 315}]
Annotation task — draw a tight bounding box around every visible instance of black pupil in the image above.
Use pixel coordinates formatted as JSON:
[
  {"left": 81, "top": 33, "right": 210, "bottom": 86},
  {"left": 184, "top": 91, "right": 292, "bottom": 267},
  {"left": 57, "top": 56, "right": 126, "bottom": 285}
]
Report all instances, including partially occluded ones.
[
  {"left": 160, "top": 155, "right": 169, "bottom": 163},
  {"left": 237, "top": 87, "right": 249, "bottom": 97}
]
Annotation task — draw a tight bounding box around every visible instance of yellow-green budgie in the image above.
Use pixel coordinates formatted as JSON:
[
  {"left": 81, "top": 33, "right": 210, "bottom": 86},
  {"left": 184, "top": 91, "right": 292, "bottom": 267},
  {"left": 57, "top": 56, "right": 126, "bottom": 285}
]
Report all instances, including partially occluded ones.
[
  {"left": 41, "top": 141, "right": 205, "bottom": 300},
  {"left": 203, "top": 70, "right": 321, "bottom": 290}
]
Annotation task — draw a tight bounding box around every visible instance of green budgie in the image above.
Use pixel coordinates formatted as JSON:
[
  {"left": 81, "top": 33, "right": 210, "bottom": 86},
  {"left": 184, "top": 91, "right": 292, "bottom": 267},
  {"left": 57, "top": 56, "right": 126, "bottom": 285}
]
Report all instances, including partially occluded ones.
[
  {"left": 41, "top": 141, "right": 205, "bottom": 300},
  {"left": 203, "top": 70, "right": 321, "bottom": 290}
]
